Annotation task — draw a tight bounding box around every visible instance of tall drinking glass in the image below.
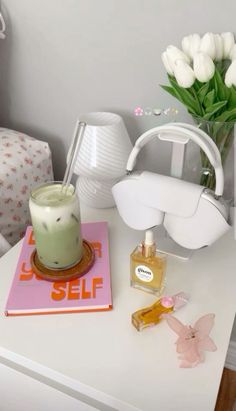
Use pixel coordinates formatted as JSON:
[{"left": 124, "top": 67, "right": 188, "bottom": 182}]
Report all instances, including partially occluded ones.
[{"left": 29, "top": 181, "right": 83, "bottom": 270}]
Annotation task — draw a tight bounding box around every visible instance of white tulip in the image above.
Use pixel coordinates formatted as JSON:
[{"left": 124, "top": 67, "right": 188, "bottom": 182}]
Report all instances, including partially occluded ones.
[
  {"left": 166, "top": 45, "right": 190, "bottom": 71},
  {"left": 161, "top": 51, "right": 174, "bottom": 75},
  {"left": 173, "top": 59, "right": 196, "bottom": 88},
  {"left": 200, "top": 32, "right": 216, "bottom": 60},
  {"left": 193, "top": 52, "right": 215, "bottom": 82},
  {"left": 182, "top": 36, "right": 191, "bottom": 57},
  {"left": 221, "top": 32, "right": 235, "bottom": 59},
  {"left": 182, "top": 33, "right": 201, "bottom": 59},
  {"left": 214, "top": 34, "right": 224, "bottom": 61},
  {"left": 225, "top": 60, "right": 236, "bottom": 87},
  {"left": 229, "top": 44, "right": 236, "bottom": 60}
]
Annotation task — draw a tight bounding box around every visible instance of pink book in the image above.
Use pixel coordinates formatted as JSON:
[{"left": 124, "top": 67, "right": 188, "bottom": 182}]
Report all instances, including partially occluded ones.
[{"left": 5, "top": 222, "right": 112, "bottom": 316}]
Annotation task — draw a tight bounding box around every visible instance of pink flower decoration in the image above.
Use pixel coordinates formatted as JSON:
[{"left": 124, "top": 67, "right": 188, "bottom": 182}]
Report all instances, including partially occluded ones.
[
  {"left": 12, "top": 215, "right": 21, "bottom": 222},
  {"left": 165, "top": 313, "right": 217, "bottom": 368},
  {"left": 20, "top": 185, "right": 28, "bottom": 194},
  {"left": 134, "top": 106, "right": 144, "bottom": 116},
  {"left": 4, "top": 198, "right": 13, "bottom": 204},
  {"left": 24, "top": 157, "right": 33, "bottom": 165}
]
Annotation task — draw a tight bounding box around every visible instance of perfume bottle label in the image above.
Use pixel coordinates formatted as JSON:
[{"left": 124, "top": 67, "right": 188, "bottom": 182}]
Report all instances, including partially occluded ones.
[{"left": 135, "top": 265, "right": 153, "bottom": 282}]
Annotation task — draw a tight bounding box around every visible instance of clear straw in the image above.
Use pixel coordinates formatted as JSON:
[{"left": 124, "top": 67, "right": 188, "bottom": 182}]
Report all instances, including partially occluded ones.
[{"left": 61, "top": 121, "right": 86, "bottom": 193}]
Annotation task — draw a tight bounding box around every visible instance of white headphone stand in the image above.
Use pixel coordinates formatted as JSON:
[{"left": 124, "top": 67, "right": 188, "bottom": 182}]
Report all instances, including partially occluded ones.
[{"left": 156, "top": 141, "right": 193, "bottom": 261}]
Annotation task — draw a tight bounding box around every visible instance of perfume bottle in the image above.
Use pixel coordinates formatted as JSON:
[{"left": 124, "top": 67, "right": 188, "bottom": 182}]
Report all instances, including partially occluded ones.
[
  {"left": 130, "top": 230, "right": 166, "bottom": 295},
  {"left": 132, "top": 292, "right": 189, "bottom": 331}
]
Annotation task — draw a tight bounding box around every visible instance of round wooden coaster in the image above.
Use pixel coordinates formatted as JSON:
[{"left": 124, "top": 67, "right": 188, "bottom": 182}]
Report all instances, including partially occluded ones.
[{"left": 31, "top": 240, "right": 95, "bottom": 282}]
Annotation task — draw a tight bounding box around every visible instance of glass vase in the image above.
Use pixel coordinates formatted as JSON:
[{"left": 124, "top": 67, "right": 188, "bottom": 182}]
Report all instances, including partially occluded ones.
[{"left": 193, "top": 117, "right": 235, "bottom": 192}]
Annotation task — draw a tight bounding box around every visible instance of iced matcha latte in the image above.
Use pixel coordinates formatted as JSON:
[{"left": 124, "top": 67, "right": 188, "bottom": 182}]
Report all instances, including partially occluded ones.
[{"left": 29, "top": 182, "right": 83, "bottom": 269}]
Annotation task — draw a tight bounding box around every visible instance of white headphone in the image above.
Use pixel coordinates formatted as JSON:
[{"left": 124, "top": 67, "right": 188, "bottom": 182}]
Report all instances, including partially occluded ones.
[{"left": 112, "top": 123, "right": 231, "bottom": 249}]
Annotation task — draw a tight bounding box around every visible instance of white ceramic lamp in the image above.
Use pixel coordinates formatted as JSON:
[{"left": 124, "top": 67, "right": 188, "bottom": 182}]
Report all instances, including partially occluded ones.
[
  {"left": 76, "top": 176, "right": 120, "bottom": 209},
  {"left": 72, "top": 112, "right": 133, "bottom": 208},
  {"left": 73, "top": 112, "right": 133, "bottom": 180}
]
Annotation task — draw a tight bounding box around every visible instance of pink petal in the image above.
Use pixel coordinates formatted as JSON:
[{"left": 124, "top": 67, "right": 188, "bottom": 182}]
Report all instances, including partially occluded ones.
[
  {"left": 198, "top": 336, "right": 217, "bottom": 352},
  {"left": 184, "top": 344, "right": 200, "bottom": 363},
  {"left": 194, "top": 314, "right": 215, "bottom": 337},
  {"left": 180, "top": 360, "right": 193, "bottom": 368},
  {"left": 176, "top": 338, "right": 193, "bottom": 353},
  {"left": 165, "top": 314, "right": 185, "bottom": 335},
  {"left": 179, "top": 354, "right": 201, "bottom": 368}
]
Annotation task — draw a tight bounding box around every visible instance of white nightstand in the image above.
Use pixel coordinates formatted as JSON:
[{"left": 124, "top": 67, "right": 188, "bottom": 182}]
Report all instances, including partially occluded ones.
[{"left": 0, "top": 205, "right": 235, "bottom": 411}]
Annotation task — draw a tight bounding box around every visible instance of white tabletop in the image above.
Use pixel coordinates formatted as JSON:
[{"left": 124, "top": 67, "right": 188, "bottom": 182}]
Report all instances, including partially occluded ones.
[{"left": 0, "top": 205, "right": 235, "bottom": 411}]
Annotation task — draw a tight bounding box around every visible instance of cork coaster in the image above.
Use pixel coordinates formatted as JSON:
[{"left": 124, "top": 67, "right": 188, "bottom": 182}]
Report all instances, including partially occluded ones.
[{"left": 31, "top": 240, "right": 95, "bottom": 282}]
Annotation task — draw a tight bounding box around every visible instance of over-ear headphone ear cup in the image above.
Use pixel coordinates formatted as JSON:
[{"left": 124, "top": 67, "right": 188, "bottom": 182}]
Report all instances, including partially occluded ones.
[
  {"left": 164, "top": 196, "right": 230, "bottom": 249},
  {"left": 112, "top": 178, "right": 164, "bottom": 230}
]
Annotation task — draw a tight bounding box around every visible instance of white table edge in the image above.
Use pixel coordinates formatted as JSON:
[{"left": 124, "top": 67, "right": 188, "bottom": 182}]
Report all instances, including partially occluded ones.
[{"left": 0, "top": 346, "right": 141, "bottom": 411}]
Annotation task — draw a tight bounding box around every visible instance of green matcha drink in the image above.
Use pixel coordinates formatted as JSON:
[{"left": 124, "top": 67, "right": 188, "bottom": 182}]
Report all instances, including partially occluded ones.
[{"left": 29, "top": 182, "right": 83, "bottom": 269}]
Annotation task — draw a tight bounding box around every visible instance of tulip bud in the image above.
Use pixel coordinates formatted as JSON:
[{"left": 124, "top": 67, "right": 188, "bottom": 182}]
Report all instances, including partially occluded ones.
[
  {"left": 173, "top": 59, "right": 196, "bottom": 88},
  {"left": 200, "top": 33, "right": 216, "bottom": 60},
  {"left": 161, "top": 51, "right": 174, "bottom": 75},
  {"left": 182, "top": 36, "right": 191, "bottom": 57},
  {"left": 193, "top": 52, "right": 215, "bottom": 82},
  {"left": 166, "top": 45, "right": 190, "bottom": 71},
  {"left": 221, "top": 32, "right": 235, "bottom": 59},
  {"left": 229, "top": 44, "right": 236, "bottom": 60},
  {"left": 225, "top": 60, "right": 236, "bottom": 87},
  {"left": 182, "top": 34, "right": 201, "bottom": 60},
  {"left": 214, "top": 34, "right": 224, "bottom": 61}
]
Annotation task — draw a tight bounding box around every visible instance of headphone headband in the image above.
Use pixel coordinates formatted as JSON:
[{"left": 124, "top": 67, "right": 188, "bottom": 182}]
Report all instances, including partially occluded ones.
[{"left": 126, "top": 124, "right": 224, "bottom": 197}]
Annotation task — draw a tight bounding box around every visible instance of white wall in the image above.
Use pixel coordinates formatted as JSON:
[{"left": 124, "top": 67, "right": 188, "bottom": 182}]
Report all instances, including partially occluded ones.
[
  {"left": 0, "top": 0, "right": 235, "bottom": 341},
  {"left": 0, "top": 0, "right": 235, "bottom": 177}
]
